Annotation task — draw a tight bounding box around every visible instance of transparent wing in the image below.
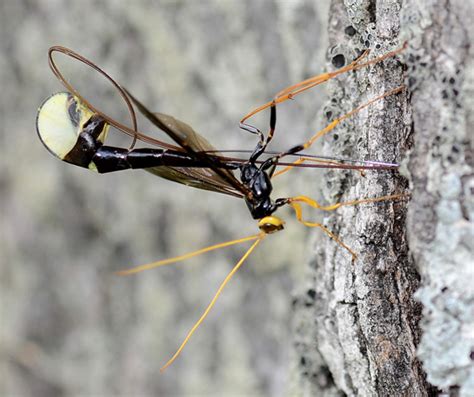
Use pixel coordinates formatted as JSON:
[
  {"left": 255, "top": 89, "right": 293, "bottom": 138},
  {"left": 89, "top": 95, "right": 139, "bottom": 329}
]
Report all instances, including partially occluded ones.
[{"left": 124, "top": 89, "right": 246, "bottom": 197}]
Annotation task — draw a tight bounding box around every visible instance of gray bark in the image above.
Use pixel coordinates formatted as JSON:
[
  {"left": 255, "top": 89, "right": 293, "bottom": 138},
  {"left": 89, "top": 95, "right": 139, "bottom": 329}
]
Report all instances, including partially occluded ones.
[
  {"left": 403, "top": 0, "right": 474, "bottom": 395},
  {"left": 292, "top": 0, "right": 427, "bottom": 395},
  {"left": 292, "top": 0, "right": 473, "bottom": 396}
]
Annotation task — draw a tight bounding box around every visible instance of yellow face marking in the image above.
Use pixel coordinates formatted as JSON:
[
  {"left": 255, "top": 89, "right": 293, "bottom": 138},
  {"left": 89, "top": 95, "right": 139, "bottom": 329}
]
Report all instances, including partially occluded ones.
[{"left": 258, "top": 216, "right": 285, "bottom": 234}]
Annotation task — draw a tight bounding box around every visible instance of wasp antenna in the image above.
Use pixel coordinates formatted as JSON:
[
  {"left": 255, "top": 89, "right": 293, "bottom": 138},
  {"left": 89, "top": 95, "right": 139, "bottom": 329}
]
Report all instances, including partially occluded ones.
[
  {"left": 116, "top": 234, "right": 262, "bottom": 275},
  {"left": 160, "top": 234, "right": 265, "bottom": 371}
]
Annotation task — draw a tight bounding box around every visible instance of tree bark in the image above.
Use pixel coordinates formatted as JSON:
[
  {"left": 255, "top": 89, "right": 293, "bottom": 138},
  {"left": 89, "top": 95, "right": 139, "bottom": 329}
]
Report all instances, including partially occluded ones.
[
  {"left": 292, "top": 1, "right": 473, "bottom": 396},
  {"left": 403, "top": 0, "right": 474, "bottom": 395}
]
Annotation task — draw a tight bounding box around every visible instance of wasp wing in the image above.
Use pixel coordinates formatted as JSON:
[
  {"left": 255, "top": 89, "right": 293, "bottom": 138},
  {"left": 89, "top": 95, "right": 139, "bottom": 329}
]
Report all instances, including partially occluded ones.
[
  {"left": 146, "top": 166, "right": 243, "bottom": 197},
  {"left": 124, "top": 90, "right": 246, "bottom": 197}
]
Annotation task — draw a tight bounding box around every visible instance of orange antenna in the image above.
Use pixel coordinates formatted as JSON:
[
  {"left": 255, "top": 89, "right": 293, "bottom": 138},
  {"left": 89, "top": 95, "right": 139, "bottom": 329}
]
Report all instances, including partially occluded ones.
[
  {"left": 116, "top": 233, "right": 262, "bottom": 275},
  {"left": 160, "top": 234, "right": 265, "bottom": 371}
]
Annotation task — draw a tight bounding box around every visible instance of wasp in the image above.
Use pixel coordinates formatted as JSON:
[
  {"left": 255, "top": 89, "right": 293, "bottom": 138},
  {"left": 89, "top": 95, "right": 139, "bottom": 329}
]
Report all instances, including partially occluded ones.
[{"left": 36, "top": 45, "right": 407, "bottom": 370}]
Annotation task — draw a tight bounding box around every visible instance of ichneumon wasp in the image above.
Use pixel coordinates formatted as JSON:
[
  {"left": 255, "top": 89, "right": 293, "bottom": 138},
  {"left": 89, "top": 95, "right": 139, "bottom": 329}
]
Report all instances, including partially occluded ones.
[{"left": 36, "top": 45, "right": 408, "bottom": 370}]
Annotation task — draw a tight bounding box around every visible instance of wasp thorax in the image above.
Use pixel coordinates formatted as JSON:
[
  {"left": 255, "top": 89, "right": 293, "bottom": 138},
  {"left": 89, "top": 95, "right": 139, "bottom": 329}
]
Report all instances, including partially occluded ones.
[{"left": 258, "top": 216, "right": 285, "bottom": 234}]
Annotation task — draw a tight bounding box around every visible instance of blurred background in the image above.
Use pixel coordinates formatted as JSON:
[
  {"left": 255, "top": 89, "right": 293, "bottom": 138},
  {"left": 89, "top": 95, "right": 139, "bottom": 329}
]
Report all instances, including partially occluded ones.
[{"left": 1, "top": 1, "right": 331, "bottom": 395}]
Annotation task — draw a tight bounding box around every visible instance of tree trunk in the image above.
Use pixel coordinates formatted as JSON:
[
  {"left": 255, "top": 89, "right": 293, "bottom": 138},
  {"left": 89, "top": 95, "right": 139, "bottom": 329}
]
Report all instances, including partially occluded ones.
[
  {"left": 292, "top": 0, "right": 473, "bottom": 396},
  {"left": 403, "top": 0, "right": 474, "bottom": 395}
]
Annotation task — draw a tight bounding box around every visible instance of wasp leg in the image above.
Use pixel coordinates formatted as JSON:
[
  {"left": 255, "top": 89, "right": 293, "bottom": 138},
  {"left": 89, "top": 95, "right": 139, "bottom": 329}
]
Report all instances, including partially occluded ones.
[
  {"left": 288, "top": 193, "right": 409, "bottom": 212},
  {"left": 289, "top": 200, "right": 357, "bottom": 261},
  {"left": 285, "top": 193, "right": 410, "bottom": 260},
  {"left": 269, "top": 85, "right": 406, "bottom": 178},
  {"left": 241, "top": 102, "right": 277, "bottom": 164},
  {"left": 239, "top": 44, "right": 406, "bottom": 128}
]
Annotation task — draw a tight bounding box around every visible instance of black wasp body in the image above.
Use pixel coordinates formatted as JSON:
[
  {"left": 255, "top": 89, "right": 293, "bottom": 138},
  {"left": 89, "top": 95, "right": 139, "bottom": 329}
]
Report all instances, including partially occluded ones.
[
  {"left": 37, "top": 91, "right": 286, "bottom": 223},
  {"left": 240, "top": 162, "right": 277, "bottom": 219}
]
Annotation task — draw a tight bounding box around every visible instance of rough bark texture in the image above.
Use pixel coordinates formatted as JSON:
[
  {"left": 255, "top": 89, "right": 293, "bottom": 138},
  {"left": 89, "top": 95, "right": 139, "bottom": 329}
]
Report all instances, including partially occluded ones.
[
  {"left": 292, "top": 1, "right": 428, "bottom": 395},
  {"left": 402, "top": 0, "right": 474, "bottom": 395},
  {"left": 292, "top": 0, "right": 473, "bottom": 396}
]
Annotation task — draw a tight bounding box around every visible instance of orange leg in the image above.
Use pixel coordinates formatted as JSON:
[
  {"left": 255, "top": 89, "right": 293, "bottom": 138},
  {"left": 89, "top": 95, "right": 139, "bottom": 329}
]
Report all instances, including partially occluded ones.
[
  {"left": 289, "top": 193, "right": 409, "bottom": 212},
  {"left": 288, "top": 193, "right": 410, "bottom": 260},
  {"left": 300, "top": 86, "right": 405, "bottom": 151},
  {"left": 289, "top": 200, "right": 357, "bottom": 261},
  {"left": 240, "top": 45, "right": 406, "bottom": 171},
  {"left": 271, "top": 85, "right": 405, "bottom": 178},
  {"left": 240, "top": 44, "right": 406, "bottom": 127}
]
